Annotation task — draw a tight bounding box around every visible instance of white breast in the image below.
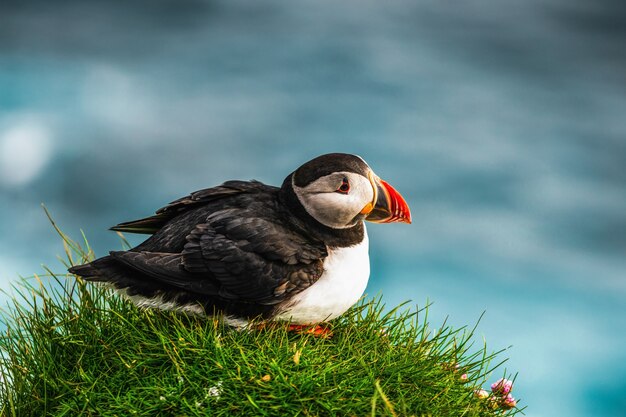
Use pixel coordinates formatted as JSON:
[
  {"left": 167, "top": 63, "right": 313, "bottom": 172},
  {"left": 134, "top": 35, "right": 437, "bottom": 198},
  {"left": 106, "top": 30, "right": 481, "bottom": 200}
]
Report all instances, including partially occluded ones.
[{"left": 274, "top": 226, "right": 370, "bottom": 324}]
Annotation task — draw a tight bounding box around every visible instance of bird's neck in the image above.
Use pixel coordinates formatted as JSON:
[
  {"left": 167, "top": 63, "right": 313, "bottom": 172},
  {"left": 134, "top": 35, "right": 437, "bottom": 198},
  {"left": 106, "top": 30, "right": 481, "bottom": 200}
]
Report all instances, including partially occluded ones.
[{"left": 278, "top": 173, "right": 365, "bottom": 248}]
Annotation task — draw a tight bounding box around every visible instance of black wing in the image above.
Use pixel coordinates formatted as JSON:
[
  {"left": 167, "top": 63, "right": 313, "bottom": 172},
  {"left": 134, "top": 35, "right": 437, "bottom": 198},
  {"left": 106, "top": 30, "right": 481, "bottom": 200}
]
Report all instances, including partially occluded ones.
[
  {"left": 107, "top": 205, "right": 327, "bottom": 305},
  {"left": 110, "top": 181, "right": 270, "bottom": 234}
]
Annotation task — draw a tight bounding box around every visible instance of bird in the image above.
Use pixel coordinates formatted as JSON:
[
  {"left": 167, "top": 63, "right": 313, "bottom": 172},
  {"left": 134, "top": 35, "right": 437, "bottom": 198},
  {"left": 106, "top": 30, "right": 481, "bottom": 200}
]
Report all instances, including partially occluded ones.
[{"left": 68, "top": 153, "right": 411, "bottom": 331}]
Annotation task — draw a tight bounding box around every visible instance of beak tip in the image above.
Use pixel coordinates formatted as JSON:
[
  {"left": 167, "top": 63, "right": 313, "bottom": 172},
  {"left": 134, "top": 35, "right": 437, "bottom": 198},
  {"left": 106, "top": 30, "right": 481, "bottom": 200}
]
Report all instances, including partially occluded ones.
[{"left": 399, "top": 211, "right": 412, "bottom": 224}]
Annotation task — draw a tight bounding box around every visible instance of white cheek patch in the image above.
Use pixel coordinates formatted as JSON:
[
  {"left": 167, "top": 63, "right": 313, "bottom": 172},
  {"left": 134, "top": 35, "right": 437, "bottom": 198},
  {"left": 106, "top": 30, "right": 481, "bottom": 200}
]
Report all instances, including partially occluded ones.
[{"left": 293, "top": 172, "right": 374, "bottom": 229}]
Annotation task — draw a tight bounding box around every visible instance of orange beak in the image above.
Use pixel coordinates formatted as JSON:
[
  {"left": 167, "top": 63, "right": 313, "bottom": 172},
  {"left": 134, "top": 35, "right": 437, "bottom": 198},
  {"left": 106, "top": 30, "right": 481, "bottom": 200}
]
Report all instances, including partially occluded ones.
[{"left": 362, "top": 173, "right": 412, "bottom": 224}]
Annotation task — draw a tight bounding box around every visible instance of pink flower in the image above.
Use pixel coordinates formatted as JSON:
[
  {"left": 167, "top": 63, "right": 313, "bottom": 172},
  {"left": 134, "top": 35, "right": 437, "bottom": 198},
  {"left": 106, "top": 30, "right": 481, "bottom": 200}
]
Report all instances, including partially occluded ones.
[
  {"left": 501, "top": 394, "right": 517, "bottom": 409},
  {"left": 460, "top": 373, "right": 468, "bottom": 382},
  {"left": 491, "top": 378, "right": 513, "bottom": 395},
  {"left": 474, "top": 389, "right": 489, "bottom": 399}
]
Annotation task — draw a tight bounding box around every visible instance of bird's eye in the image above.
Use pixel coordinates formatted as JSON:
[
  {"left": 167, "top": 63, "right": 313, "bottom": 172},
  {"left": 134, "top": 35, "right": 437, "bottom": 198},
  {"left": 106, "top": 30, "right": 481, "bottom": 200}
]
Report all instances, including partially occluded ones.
[{"left": 337, "top": 178, "right": 350, "bottom": 194}]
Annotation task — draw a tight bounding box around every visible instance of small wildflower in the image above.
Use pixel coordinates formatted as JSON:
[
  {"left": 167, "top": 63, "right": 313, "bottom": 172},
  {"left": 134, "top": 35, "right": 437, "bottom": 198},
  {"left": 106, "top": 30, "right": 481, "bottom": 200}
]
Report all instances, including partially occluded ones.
[
  {"left": 159, "top": 396, "right": 166, "bottom": 401},
  {"left": 261, "top": 374, "right": 271, "bottom": 382},
  {"left": 502, "top": 394, "right": 517, "bottom": 409},
  {"left": 207, "top": 381, "right": 223, "bottom": 398},
  {"left": 491, "top": 378, "right": 513, "bottom": 395},
  {"left": 460, "top": 373, "right": 468, "bottom": 382},
  {"left": 474, "top": 389, "right": 489, "bottom": 399}
]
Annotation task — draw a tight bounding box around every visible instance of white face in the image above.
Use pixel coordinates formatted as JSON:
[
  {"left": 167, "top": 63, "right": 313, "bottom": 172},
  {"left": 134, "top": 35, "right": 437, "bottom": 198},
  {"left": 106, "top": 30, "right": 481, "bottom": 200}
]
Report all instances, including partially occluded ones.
[{"left": 293, "top": 171, "right": 375, "bottom": 229}]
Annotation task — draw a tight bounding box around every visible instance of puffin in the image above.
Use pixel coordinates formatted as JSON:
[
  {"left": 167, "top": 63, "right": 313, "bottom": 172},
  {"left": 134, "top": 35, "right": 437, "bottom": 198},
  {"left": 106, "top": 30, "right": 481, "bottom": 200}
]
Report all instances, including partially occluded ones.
[{"left": 69, "top": 153, "right": 411, "bottom": 329}]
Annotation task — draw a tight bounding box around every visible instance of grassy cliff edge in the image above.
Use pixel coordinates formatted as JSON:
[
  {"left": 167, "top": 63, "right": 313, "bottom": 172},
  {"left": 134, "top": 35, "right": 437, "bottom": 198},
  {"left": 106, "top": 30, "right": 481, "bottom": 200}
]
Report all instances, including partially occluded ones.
[{"left": 0, "top": 223, "right": 522, "bottom": 416}]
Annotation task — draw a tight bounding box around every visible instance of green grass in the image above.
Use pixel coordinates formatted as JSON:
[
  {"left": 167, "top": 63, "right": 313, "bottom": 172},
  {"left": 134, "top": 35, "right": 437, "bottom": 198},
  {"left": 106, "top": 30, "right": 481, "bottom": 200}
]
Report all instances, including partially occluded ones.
[{"left": 0, "top": 219, "right": 523, "bottom": 416}]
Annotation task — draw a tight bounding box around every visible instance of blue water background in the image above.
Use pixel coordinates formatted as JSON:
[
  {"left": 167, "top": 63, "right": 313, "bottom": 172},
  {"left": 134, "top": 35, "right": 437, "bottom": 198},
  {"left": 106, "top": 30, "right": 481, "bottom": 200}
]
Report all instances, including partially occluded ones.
[{"left": 1, "top": 1, "right": 625, "bottom": 416}]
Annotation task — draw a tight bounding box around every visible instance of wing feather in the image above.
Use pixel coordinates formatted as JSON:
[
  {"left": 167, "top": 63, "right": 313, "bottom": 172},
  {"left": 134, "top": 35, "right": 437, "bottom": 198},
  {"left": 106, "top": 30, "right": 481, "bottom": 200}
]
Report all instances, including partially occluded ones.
[
  {"left": 108, "top": 203, "right": 327, "bottom": 305},
  {"left": 110, "top": 181, "right": 272, "bottom": 234}
]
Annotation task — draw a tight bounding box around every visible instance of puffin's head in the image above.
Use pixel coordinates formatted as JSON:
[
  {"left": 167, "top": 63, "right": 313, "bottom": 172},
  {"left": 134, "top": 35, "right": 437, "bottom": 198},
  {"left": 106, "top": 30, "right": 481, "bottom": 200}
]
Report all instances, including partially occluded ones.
[{"left": 287, "top": 153, "right": 411, "bottom": 229}]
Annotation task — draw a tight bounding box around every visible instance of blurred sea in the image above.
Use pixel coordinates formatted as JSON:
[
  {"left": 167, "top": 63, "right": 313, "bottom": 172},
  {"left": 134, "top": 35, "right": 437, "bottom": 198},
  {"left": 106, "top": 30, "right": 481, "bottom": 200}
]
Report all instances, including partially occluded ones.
[{"left": 1, "top": 1, "right": 625, "bottom": 416}]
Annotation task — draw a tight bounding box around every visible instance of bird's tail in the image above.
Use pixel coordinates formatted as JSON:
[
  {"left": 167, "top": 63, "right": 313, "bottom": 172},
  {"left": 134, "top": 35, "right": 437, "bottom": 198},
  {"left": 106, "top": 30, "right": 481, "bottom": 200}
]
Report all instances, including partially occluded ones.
[
  {"left": 68, "top": 263, "right": 96, "bottom": 279},
  {"left": 68, "top": 255, "right": 164, "bottom": 300},
  {"left": 68, "top": 256, "right": 123, "bottom": 283}
]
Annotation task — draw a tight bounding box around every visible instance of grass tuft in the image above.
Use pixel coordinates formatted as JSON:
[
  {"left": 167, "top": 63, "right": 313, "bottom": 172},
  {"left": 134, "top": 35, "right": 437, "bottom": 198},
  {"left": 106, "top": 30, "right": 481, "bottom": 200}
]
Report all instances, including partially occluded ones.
[{"left": 0, "top": 219, "right": 524, "bottom": 416}]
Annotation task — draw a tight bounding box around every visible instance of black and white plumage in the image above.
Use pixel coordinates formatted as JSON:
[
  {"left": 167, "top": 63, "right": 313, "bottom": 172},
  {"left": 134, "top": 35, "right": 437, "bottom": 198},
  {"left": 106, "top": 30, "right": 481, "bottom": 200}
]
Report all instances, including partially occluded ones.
[{"left": 69, "top": 153, "right": 411, "bottom": 325}]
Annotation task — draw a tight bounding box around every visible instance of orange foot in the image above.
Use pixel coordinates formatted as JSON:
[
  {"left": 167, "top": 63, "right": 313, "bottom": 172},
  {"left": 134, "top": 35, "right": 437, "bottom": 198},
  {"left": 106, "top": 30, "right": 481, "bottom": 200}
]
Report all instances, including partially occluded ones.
[{"left": 287, "top": 324, "right": 333, "bottom": 338}]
